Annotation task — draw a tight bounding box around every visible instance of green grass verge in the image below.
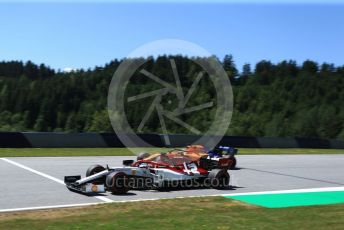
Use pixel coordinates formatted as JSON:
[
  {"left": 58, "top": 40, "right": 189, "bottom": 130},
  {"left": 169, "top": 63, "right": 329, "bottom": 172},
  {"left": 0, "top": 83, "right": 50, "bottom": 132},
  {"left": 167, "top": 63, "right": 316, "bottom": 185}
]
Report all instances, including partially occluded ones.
[
  {"left": 0, "top": 148, "right": 165, "bottom": 157},
  {"left": 1, "top": 197, "right": 344, "bottom": 230},
  {"left": 0, "top": 147, "right": 343, "bottom": 157}
]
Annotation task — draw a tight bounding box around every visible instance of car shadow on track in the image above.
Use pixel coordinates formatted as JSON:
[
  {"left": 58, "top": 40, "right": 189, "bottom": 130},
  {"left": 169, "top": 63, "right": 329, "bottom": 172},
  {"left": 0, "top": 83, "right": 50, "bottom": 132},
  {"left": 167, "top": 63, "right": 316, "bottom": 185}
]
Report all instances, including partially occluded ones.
[
  {"left": 230, "top": 167, "right": 242, "bottom": 171},
  {"left": 85, "top": 192, "right": 137, "bottom": 197},
  {"left": 146, "top": 185, "right": 245, "bottom": 193},
  {"left": 86, "top": 186, "right": 245, "bottom": 197},
  {"left": 110, "top": 192, "right": 137, "bottom": 196}
]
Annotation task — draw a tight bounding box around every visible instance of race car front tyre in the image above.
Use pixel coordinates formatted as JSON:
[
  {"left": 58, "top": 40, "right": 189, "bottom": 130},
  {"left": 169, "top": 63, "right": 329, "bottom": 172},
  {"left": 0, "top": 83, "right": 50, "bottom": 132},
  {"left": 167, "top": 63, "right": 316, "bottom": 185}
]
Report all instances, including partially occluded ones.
[
  {"left": 105, "top": 171, "right": 129, "bottom": 194},
  {"left": 208, "top": 169, "right": 230, "bottom": 189},
  {"left": 230, "top": 157, "right": 237, "bottom": 169},
  {"left": 86, "top": 164, "right": 105, "bottom": 177}
]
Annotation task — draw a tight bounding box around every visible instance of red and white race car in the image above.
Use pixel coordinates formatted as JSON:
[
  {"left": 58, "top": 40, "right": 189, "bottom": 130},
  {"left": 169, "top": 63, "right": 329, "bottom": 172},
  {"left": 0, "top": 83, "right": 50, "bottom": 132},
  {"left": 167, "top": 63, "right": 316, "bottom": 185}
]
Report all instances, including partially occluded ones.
[{"left": 64, "top": 145, "right": 237, "bottom": 195}]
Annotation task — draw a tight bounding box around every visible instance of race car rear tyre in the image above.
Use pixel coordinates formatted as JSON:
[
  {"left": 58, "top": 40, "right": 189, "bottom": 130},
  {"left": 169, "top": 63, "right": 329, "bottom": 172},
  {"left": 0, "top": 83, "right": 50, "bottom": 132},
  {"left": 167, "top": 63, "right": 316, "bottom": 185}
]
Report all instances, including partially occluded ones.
[
  {"left": 137, "top": 152, "right": 150, "bottom": 160},
  {"left": 105, "top": 172, "right": 129, "bottom": 194},
  {"left": 208, "top": 169, "right": 230, "bottom": 189},
  {"left": 230, "top": 157, "right": 237, "bottom": 169},
  {"left": 86, "top": 164, "right": 105, "bottom": 177}
]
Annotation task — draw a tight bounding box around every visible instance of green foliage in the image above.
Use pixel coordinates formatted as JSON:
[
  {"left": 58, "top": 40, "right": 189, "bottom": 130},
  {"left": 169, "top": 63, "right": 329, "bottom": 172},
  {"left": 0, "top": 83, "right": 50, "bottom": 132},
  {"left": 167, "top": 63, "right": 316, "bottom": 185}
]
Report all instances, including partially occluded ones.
[
  {"left": 0, "top": 57, "right": 343, "bottom": 140},
  {"left": 88, "top": 110, "right": 112, "bottom": 132}
]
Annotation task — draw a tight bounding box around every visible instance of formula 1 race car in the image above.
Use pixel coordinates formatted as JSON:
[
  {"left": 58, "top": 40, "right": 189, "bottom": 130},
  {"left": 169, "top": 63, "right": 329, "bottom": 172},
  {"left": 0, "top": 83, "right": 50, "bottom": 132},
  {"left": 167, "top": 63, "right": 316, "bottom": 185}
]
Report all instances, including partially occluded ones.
[
  {"left": 138, "top": 145, "right": 238, "bottom": 169},
  {"left": 64, "top": 145, "right": 238, "bottom": 195},
  {"left": 207, "top": 145, "right": 238, "bottom": 169}
]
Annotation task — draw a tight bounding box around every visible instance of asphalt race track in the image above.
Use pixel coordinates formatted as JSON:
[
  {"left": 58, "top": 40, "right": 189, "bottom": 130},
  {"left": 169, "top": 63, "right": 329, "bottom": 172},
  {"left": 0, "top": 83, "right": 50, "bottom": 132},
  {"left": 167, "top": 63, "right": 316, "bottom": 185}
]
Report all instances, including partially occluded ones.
[{"left": 1, "top": 155, "right": 344, "bottom": 212}]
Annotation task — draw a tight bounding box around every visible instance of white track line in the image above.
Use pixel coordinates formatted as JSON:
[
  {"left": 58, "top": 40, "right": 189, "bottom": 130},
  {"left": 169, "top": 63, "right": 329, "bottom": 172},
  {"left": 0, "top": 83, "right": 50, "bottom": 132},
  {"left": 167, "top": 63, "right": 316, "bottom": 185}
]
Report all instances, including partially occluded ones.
[
  {"left": 221, "top": 186, "right": 344, "bottom": 197},
  {"left": 0, "top": 158, "right": 113, "bottom": 203},
  {"left": 1, "top": 158, "right": 65, "bottom": 184},
  {"left": 0, "top": 202, "right": 103, "bottom": 213}
]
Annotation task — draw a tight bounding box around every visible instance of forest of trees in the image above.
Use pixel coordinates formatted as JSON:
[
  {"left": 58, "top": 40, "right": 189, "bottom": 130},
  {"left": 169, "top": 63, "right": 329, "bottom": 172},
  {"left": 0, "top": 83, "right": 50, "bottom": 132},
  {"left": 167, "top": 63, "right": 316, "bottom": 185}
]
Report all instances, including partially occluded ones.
[{"left": 0, "top": 56, "right": 343, "bottom": 140}]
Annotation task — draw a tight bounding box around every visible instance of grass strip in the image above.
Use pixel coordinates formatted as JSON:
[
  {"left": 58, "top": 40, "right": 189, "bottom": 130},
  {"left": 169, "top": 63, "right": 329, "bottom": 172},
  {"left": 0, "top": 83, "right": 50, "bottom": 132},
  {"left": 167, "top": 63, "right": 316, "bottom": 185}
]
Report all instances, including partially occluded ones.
[{"left": 1, "top": 197, "right": 344, "bottom": 230}]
